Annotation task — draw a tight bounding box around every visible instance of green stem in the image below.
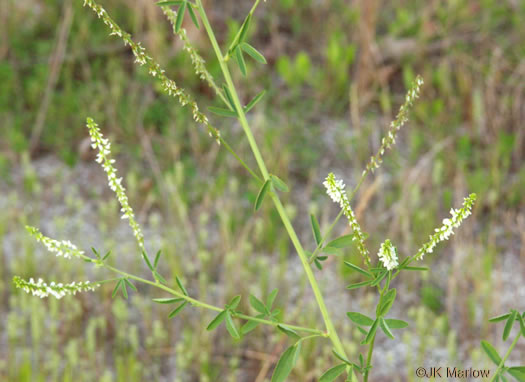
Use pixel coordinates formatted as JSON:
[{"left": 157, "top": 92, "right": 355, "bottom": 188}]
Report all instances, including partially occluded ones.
[
  {"left": 88, "top": 257, "right": 323, "bottom": 335},
  {"left": 196, "top": 0, "right": 348, "bottom": 358},
  {"left": 363, "top": 333, "right": 376, "bottom": 382},
  {"left": 218, "top": 135, "right": 262, "bottom": 183},
  {"left": 489, "top": 332, "right": 522, "bottom": 382}
]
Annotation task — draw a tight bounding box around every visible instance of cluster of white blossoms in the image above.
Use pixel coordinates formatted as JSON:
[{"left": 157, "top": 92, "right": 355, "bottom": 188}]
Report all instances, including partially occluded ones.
[
  {"left": 87, "top": 118, "right": 145, "bottom": 250},
  {"left": 415, "top": 193, "right": 476, "bottom": 260},
  {"left": 82, "top": 0, "right": 220, "bottom": 144},
  {"left": 377, "top": 239, "right": 398, "bottom": 270},
  {"left": 26, "top": 226, "right": 84, "bottom": 259},
  {"left": 323, "top": 173, "right": 370, "bottom": 263},
  {"left": 364, "top": 75, "right": 424, "bottom": 175},
  {"left": 13, "top": 276, "right": 99, "bottom": 299}
]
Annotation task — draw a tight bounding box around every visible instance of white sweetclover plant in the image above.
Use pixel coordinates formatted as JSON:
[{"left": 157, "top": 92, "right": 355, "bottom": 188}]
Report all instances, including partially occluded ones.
[{"left": 14, "top": 0, "right": 524, "bottom": 381}]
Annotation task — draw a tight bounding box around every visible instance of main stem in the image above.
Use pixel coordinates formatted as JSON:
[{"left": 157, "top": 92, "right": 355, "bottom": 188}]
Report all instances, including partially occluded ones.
[{"left": 195, "top": 0, "right": 348, "bottom": 358}]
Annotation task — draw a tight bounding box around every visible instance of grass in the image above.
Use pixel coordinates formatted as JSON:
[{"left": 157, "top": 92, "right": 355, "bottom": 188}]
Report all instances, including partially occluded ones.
[{"left": 1, "top": 0, "right": 525, "bottom": 380}]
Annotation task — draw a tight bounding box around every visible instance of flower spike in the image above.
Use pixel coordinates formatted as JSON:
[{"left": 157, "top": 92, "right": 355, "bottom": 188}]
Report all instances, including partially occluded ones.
[{"left": 323, "top": 173, "right": 370, "bottom": 263}]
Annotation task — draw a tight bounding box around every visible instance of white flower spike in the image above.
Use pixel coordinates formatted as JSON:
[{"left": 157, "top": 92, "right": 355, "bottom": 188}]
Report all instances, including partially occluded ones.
[
  {"left": 415, "top": 193, "right": 476, "bottom": 260},
  {"left": 377, "top": 239, "right": 398, "bottom": 270},
  {"left": 26, "top": 226, "right": 84, "bottom": 259},
  {"left": 323, "top": 173, "right": 370, "bottom": 263},
  {"left": 87, "top": 118, "right": 145, "bottom": 250},
  {"left": 13, "top": 276, "right": 99, "bottom": 299}
]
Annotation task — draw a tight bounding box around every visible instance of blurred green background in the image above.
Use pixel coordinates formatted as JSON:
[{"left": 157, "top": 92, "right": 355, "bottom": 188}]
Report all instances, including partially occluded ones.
[{"left": 1, "top": 0, "right": 525, "bottom": 380}]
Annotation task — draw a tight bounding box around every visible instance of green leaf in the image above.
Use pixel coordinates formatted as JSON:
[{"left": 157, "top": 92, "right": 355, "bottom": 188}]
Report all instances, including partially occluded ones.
[
  {"left": 154, "top": 250, "right": 162, "bottom": 268},
  {"left": 156, "top": 1, "right": 184, "bottom": 5},
  {"left": 267, "top": 288, "right": 278, "bottom": 309},
  {"left": 310, "top": 214, "right": 322, "bottom": 245},
  {"left": 481, "top": 340, "right": 502, "bottom": 365},
  {"left": 271, "top": 344, "right": 301, "bottom": 382},
  {"left": 384, "top": 319, "right": 409, "bottom": 329},
  {"left": 346, "top": 312, "right": 374, "bottom": 326},
  {"left": 489, "top": 313, "right": 511, "bottom": 322},
  {"left": 270, "top": 174, "right": 289, "bottom": 192},
  {"left": 322, "top": 246, "right": 342, "bottom": 255},
  {"left": 508, "top": 368, "right": 525, "bottom": 382},
  {"left": 325, "top": 234, "right": 354, "bottom": 249},
  {"left": 240, "top": 315, "right": 264, "bottom": 335},
  {"left": 176, "top": 276, "right": 188, "bottom": 296},
  {"left": 519, "top": 314, "right": 525, "bottom": 336},
  {"left": 153, "top": 270, "right": 167, "bottom": 284},
  {"left": 356, "top": 326, "right": 367, "bottom": 336},
  {"left": 377, "top": 289, "right": 396, "bottom": 317},
  {"left": 228, "top": 295, "right": 241, "bottom": 310},
  {"left": 102, "top": 251, "right": 111, "bottom": 261},
  {"left": 112, "top": 279, "right": 122, "bottom": 298},
  {"left": 153, "top": 297, "right": 184, "bottom": 304},
  {"left": 277, "top": 324, "right": 301, "bottom": 340},
  {"left": 364, "top": 319, "right": 379, "bottom": 344},
  {"left": 255, "top": 179, "right": 271, "bottom": 211},
  {"left": 379, "top": 317, "right": 394, "bottom": 339},
  {"left": 403, "top": 266, "right": 428, "bottom": 271},
  {"left": 207, "top": 310, "right": 227, "bottom": 331},
  {"left": 370, "top": 270, "right": 388, "bottom": 286},
  {"left": 240, "top": 42, "right": 267, "bottom": 64},
  {"left": 124, "top": 278, "right": 137, "bottom": 292},
  {"left": 168, "top": 301, "right": 188, "bottom": 318},
  {"left": 225, "top": 311, "right": 240, "bottom": 339},
  {"left": 319, "top": 363, "right": 347, "bottom": 382},
  {"left": 344, "top": 261, "right": 373, "bottom": 278},
  {"left": 238, "top": 13, "right": 251, "bottom": 43},
  {"left": 314, "top": 259, "right": 323, "bottom": 270},
  {"left": 208, "top": 106, "right": 238, "bottom": 118},
  {"left": 142, "top": 251, "right": 154, "bottom": 271},
  {"left": 509, "top": 367, "right": 525, "bottom": 373},
  {"left": 222, "top": 84, "right": 236, "bottom": 110},
  {"left": 346, "top": 280, "right": 373, "bottom": 290},
  {"left": 332, "top": 349, "right": 351, "bottom": 365},
  {"left": 244, "top": 90, "right": 266, "bottom": 112},
  {"left": 121, "top": 281, "right": 128, "bottom": 299},
  {"left": 175, "top": 1, "right": 186, "bottom": 33},
  {"left": 235, "top": 46, "right": 247, "bottom": 76},
  {"left": 503, "top": 310, "right": 518, "bottom": 341},
  {"left": 249, "top": 294, "right": 267, "bottom": 314},
  {"left": 187, "top": 3, "right": 199, "bottom": 29}
]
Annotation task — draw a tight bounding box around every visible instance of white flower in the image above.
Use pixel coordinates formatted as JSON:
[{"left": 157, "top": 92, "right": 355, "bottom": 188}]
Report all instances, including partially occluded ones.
[
  {"left": 377, "top": 239, "right": 398, "bottom": 270},
  {"left": 13, "top": 276, "right": 99, "bottom": 299},
  {"left": 26, "top": 226, "right": 84, "bottom": 259},
  {"left": 415, "top": 193, "right": 476, "bottom": 260},
  {"left": 87, "top": 118, "right": 145, "bottom": 250},
  {"left": 323, "top": 173, "right": 370, "bottom": 263}
]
